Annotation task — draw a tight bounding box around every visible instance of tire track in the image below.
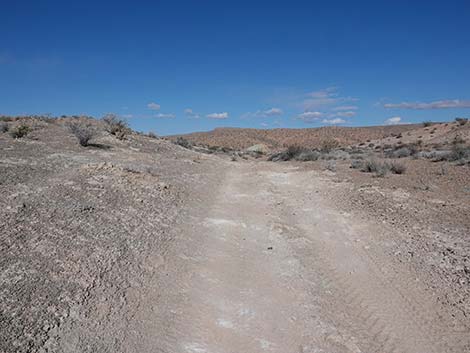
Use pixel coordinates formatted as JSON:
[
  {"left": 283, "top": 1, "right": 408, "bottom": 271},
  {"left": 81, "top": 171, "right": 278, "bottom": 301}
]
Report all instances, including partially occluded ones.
[{"left": 265, "top": 164, "right": 470, "bottom": 353}]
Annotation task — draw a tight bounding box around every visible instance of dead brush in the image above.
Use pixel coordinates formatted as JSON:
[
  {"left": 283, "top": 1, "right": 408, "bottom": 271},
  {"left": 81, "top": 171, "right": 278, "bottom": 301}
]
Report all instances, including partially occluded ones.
[
  {"left": 361, "top": 159, "right": 391, "bottom": 177},
  {"left": 102, "top": 114, "right": 129, "bottom": 140},
  {"left": 68, "top": 121, "right": 95, "bottom": 146}
]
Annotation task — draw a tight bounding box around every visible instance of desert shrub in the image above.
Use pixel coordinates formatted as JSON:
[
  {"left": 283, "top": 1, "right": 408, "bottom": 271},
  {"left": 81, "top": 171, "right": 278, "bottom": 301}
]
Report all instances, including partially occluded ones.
[
  {"left": 423, "top": 121, "right": 433, "bottom": 127},
  {"left": 449, "top": 144, "right": 470, "bottom": 163},
  {"left": 270, "top": 145, "right": 305, "bottom": 161},
  {"left": 175, "top": 137, "right": 192, "bottom": 149},
  {"left": 320, "top": 150, "right": 350, "bottom": 160},
  {"left": 297, "top": 150, "right": 320, "bottom": 161},
  {"left": 102, "top": 114, "right": 129, "bottom": 140},
  {"left": 455, "top": 117, "right": 468, "bottom": 126},
  {"left": 325, "top": 160, "right": 336, "bottom": 172},
  {"left": 286, "top": 145, "right": 304, "bottom": 158},
  {"left": 147, "top": 132, "right": 158, "bottom": 139},
  {"left": 9, "top": 124, "right": 31, "bottom": 138},
  {"left": 0, "top": 122, "right": 8, "bottom": 133},
  {"left": 350, "top": 160, "right": 363, "bottom": 169},
  {"left": 418, "top": 150, "right": 452, "bottom": 161},
  {"left": 389, "top": 147, "right": 413, "bottom": 158},
  {"left": 390, "top": 161, "right": 406, "bottom": 174},
  {"left": 68, "top": 122, "right": 95, "bottom": 146},
  {"left": 361, "top": 159, "right": 390, "bottom": 177},
  {"left": 321, "top": 139, "right": 340, "bottom": 152}
]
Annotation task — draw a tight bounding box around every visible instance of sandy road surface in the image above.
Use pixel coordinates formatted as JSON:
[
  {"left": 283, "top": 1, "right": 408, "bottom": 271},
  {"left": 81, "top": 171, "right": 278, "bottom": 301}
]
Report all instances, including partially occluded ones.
[{"left": 162, "top": 161, "right": 469, "bottom": 353}]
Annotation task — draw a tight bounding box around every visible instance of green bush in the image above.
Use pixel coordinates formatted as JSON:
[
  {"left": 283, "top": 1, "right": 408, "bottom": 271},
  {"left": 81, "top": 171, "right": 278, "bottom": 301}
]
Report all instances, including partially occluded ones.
[{"left": 9, "top": 125, "right": 31, "bottom": 138}]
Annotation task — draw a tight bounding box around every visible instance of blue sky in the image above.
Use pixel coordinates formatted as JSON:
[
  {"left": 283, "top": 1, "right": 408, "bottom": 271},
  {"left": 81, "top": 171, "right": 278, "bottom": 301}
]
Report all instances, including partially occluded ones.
[{"left": 1, "top": 0, "right": 469, "bottom": 135}]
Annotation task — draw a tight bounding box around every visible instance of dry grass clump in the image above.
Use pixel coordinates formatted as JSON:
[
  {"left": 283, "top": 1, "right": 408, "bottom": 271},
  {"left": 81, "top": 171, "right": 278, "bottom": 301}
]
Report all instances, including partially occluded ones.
[
  {"left": 361, "top": 159, "right": 390, "bottom": 177},
  {"left": 9, "top": 124, "right": 31, "bottom": 138},
  {"left": 102, "top": 114, "right": 129, "bottom": 140},
  {"left": 68, "top": 121, "right": 95, "bottom": 146},
  {"left": 422, "top": 121, "right": 433, "bottom": 127}
]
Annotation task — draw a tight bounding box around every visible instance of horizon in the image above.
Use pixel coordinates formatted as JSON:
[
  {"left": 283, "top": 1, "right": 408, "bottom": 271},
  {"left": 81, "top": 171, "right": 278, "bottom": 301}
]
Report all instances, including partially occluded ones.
[{"left": 1, "top": 1, "right": 469, "bottom": 135}]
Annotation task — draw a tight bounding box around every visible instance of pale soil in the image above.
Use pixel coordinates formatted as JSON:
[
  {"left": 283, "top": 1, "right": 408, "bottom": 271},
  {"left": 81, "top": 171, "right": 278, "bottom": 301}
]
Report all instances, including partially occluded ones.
[
  {"left": 1, "top": 119, "right": 469, "bottom": 352},
  {"left": 160, "top": 161, "right": 469, "bottom": 353}
]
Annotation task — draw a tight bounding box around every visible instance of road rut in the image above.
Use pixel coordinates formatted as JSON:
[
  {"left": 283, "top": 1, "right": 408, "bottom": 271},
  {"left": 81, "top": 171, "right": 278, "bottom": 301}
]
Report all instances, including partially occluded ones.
[{"left": 165, "top": 162, "right": 469, "bottom": 353}]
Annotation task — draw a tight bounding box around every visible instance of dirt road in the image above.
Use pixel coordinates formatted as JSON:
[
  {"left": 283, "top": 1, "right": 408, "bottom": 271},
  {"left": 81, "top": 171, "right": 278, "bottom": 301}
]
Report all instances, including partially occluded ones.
[{"left": 161, "top": 161, "right": 469, "bottom": 353}]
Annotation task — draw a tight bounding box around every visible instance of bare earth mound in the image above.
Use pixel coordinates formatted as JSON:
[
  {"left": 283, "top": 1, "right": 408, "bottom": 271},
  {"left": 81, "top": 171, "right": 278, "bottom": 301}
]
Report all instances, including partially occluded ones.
[{"left": 170, "top": 125, "right": 421, "bottom": 150}]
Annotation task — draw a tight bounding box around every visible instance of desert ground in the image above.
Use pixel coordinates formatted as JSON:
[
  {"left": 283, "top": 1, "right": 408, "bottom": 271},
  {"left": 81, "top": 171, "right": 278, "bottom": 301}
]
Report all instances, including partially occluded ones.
[{"left": 1, "top": 116, "right": 469, "bottom": 353}]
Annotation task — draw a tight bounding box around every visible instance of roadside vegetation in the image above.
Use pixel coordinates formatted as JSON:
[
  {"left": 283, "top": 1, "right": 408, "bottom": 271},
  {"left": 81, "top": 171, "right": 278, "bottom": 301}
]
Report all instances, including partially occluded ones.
[
  {"left": 68, "top": 121, "right": 95, "bottom": 146},
  {"left": 102, "top": 114, "right": 129, "bottom": 140},
  {"left": 9, "top": 124, "right": 31, "bottom": 138}
]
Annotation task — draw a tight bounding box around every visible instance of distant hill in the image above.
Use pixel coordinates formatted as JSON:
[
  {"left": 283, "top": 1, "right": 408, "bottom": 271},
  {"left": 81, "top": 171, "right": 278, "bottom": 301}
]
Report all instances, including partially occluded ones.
[{"left": 169, "top": 125, "right": 422, "bottom": 150}]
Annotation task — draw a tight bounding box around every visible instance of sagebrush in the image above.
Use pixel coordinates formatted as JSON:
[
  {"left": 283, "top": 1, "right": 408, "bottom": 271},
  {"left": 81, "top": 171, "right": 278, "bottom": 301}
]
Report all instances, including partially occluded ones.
[{"left": 68, "top": 122, "right": 95, "bottom": 146}]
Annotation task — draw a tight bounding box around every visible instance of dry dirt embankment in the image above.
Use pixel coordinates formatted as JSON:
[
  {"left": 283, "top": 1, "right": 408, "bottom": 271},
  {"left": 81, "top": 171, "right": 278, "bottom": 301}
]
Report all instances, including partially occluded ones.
[{"left": 0, "top": 118, "right": 226, "bottom": 352}]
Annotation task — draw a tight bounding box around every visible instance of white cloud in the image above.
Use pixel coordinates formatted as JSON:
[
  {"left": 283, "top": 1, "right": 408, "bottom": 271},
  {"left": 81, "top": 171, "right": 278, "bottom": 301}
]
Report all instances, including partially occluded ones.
[
  {"left": 122, "top": 114, "right": 133, "bottom": 118},
  {"left": 147, "top": 102, "right": 161, "bottom": 110},
  {"left": 184, "top": 108, "right": 200, "bottom": 119},
  {"left": 322, "top": 118, "right": 346, "bottom": 124},
  {"left": 263, "top": 107, "right": 283, "bottom": 116},
  {"left": 296, "top": 111, "right": 323, "bottom": 122},
  {"left": 384, "top": 116, "right": 402, "bottom": 125},
  {"left": 383, "top": 99, "right": 470, "bottom": 110},
  {"left": 306, "top": 87, "right": 338, "bottom": 99},
  {"left": 303, "top": 87, "right": 358, "bottom": 110},
  {"left": 332, "top": 105, "right": 358, "bottom": 111},
  {"left": 155, "top": 113, "right": 175, "bottom": 119},
  {"left": 329, "top": 111, "right": 356, "bottom": 118},
  {"left": 260, "top": 122, "right": 269, "bottom": 127},
  {"left": 207, "top": 112, "right": 229, "bottom": 119},
  {"left": 242, "top": 107, "right": 283, "bottom": 119}
]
